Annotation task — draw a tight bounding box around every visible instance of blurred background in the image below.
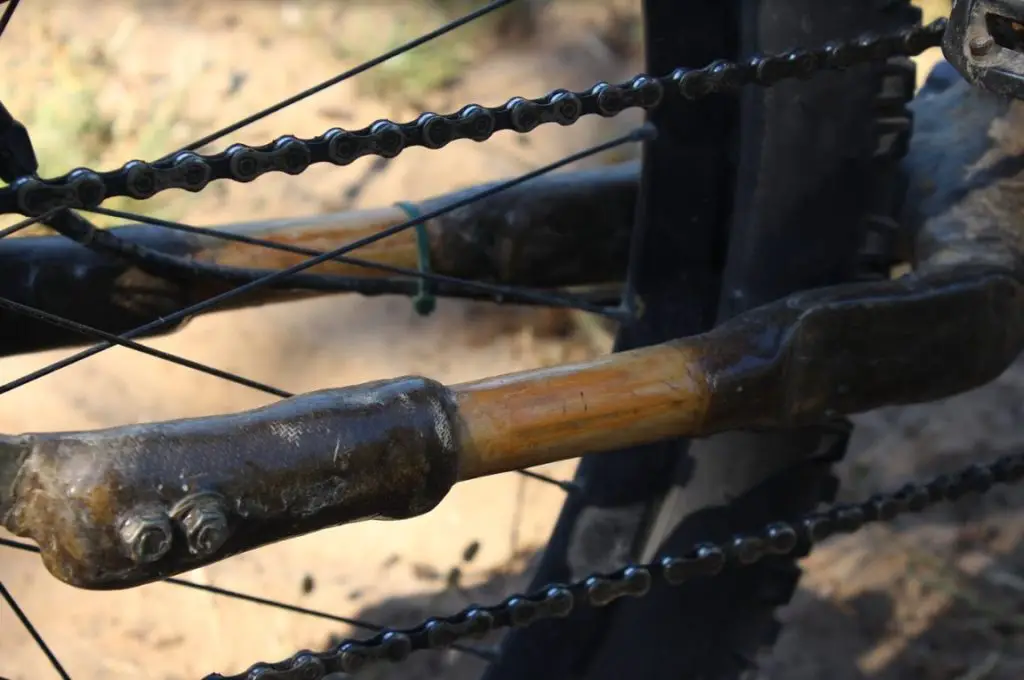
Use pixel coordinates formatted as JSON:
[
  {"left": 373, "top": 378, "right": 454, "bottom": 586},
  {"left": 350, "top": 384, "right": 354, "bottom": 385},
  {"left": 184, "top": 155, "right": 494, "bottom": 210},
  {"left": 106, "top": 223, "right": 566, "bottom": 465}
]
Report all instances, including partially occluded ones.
[{"left": 4, "top": 1, "right": 1024, "bottom": 679}]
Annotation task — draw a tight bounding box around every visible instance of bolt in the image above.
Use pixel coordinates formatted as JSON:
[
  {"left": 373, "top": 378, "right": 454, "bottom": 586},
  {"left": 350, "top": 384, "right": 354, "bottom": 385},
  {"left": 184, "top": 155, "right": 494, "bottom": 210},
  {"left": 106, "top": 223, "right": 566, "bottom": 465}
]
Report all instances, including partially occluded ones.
[
  {"left": 970, "top": 35, "right": 995, "bottom": 57},
  {"left": 174, "top": 493, "right": 230, "bottom": 557},
  {"left": 118, "top": 510, "right": 173, "bottom": 564}
]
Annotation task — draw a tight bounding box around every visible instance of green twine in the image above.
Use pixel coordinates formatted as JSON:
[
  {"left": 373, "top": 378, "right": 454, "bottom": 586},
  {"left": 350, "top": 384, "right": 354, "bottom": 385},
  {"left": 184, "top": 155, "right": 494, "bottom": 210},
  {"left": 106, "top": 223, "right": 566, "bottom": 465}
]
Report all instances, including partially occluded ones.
[{"left": 394, "top": 201, "right": 436, "bottom": 316}]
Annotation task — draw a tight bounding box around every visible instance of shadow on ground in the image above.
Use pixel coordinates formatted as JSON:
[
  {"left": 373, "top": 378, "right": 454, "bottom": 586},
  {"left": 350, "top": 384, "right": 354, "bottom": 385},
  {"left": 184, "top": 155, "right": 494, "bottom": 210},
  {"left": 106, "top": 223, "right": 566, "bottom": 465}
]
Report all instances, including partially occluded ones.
[{"left": 319, "top": 548, "right": 542, "bottom": 680}]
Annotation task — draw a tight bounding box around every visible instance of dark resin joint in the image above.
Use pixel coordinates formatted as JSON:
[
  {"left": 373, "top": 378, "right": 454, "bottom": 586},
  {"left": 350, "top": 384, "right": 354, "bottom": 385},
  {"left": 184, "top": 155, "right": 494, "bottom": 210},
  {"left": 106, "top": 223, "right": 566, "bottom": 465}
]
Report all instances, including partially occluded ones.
[{"left": 0, "top": 377, "right": 461, "bottom": 589}]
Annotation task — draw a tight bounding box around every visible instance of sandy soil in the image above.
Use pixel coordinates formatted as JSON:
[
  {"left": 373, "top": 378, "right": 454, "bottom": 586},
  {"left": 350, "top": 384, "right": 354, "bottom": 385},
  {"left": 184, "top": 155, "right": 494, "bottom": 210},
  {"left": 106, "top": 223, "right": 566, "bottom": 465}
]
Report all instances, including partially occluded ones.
[{"left": 2, "top": 1, "right": 1022, "bottom": 680}]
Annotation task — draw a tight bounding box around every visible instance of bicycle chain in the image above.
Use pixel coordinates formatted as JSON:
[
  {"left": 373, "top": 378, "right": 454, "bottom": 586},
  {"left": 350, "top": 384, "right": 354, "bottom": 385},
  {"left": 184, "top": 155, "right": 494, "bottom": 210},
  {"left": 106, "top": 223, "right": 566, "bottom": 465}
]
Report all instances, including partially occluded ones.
[
  {"left": 216, "top": 451, "right": 1024, "bottom": 680},
  {"left": 2, "top": 18, "right": 946, "bottom": 219}
]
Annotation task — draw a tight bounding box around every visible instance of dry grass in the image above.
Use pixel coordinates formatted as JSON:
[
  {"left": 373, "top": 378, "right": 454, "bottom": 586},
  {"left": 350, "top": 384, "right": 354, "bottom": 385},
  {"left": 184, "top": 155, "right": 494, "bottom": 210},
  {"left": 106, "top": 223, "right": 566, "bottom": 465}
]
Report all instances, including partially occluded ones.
[
  {"left": 0, "top": 13, "right": 191, "bottom": 231},
  {"left": 306, "top": 0, "right": 642, "bottom": 110},
  {"left": 300, "top": 0, "right": 546, "bottom": 110}
]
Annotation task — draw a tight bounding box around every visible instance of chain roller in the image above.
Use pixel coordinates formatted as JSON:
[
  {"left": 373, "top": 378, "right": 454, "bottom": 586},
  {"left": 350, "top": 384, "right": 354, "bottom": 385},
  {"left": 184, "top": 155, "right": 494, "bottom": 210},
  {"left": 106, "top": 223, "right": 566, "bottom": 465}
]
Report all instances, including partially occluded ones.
[{"left": 1, "top": 19, "right": 946, "bottom": 218}]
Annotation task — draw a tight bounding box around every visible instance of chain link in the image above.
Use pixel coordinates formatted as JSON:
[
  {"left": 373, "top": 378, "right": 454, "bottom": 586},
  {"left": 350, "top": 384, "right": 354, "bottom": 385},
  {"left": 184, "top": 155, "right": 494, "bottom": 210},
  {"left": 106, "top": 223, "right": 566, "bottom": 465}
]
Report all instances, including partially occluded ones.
[{"left": 0, "top": 19, "right": 945, "bottom": 219}]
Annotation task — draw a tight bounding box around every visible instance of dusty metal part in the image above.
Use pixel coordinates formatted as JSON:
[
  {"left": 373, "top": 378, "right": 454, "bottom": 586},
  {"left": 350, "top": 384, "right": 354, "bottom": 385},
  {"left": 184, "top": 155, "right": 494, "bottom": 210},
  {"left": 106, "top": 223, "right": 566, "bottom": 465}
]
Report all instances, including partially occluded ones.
[
  {"left": 943, "top": 0, "right": 1024, "bottom": 99},
  {"left": 171, "top": 492, "right": 231, "bottom": 557},
  {"left": 117, "top": 506, "right": 174, "bottom": 565},
  {"left": 0, "top": 377, "right": 461, "bottom": 589}
]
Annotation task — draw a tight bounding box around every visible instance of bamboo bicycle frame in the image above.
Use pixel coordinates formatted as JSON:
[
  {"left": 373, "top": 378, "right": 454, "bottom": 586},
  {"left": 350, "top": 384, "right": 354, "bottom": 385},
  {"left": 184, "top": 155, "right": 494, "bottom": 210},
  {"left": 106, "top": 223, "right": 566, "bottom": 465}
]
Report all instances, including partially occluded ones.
[{"left": 2, "top": 96, "right": 1024, "bottom": 589}]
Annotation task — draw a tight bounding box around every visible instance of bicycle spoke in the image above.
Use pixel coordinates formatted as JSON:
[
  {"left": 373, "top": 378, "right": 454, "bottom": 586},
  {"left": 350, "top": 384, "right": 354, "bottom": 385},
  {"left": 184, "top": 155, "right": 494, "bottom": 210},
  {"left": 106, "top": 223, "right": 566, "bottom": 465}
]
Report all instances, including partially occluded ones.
[
  {"left": 164, "top": 0, "right": 520, "bottom": 160},
  {"left": 517, "top": 469, "right": 579, "bottom": 493},
  {"left": 0, "top": 208, "right": 58, "bottom": 239},
  {"left": 165, "top": 579, "right": 493, "bottom": 661},
  {"left": 167, "top": 577, "right": 384, "bottom": 632},
  {"left": 0, "top": 0, "right": 21, "bottom": 43},
  {"left": 0, "top": 537, "right": 491, "bottom": 662},
  {"left": 0, "top": 127, "right": 649, "bottom": 397},
  {"left": 0, "top": 296, "right": 291, "bottom": 398},
  {"left": 0, "top": 580, "right": 71, "bottom": 680},
  {"left": 81, "top": 206, "right": 621, "bottom": 316}
]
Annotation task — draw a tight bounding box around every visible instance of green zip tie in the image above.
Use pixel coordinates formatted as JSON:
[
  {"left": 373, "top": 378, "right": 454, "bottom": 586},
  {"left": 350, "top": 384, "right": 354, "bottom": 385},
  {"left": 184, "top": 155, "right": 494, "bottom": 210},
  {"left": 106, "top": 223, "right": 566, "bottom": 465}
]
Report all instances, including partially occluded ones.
[{"left": 394, "top": 201, "right": 436, "bottom": 316}]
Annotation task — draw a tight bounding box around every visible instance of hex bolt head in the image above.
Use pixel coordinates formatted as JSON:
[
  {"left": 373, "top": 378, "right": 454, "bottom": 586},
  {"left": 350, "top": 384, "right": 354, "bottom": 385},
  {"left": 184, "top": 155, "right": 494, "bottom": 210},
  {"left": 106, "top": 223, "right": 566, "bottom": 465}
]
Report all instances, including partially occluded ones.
[
  {"left": 118, "top": 510, "right": 173, "bottom": 565},
  {"left": 970, "top": 35, "right": 995, "bottom": 57},
  {"left": 174, "top": 493, "right": 230, "bottom": 557}
]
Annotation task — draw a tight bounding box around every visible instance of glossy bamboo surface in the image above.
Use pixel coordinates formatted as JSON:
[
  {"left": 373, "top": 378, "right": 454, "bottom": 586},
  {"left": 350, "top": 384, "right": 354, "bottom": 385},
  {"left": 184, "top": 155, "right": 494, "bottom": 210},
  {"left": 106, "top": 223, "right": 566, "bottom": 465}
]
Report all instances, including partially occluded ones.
[
  {"left": 193, "top": 206, "right": 421, "bottom": 278},
  {"left": 453, "top": 341, "right": 709, "bottom": 479}
]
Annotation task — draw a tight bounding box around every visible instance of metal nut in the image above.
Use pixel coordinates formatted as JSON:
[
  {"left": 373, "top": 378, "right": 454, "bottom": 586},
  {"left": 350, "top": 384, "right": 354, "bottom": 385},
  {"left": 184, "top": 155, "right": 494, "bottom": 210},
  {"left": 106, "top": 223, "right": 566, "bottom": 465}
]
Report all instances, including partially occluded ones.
[
  {"left": 118, "top": 509, "right": 173, "bottom": 565},
  {"left": 969, "top": 35, "right": 995, "bottom": 57},
  {"left": 173, "top": 493, "right": 230, "bottom": 557}
]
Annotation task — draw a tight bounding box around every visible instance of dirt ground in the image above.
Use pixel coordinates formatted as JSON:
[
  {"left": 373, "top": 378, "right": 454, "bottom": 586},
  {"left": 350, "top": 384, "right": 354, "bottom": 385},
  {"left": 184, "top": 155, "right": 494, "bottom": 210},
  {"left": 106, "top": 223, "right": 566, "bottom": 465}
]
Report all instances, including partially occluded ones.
[{"left": 2, "top": 1, "right": 1023, "bottom": 680}]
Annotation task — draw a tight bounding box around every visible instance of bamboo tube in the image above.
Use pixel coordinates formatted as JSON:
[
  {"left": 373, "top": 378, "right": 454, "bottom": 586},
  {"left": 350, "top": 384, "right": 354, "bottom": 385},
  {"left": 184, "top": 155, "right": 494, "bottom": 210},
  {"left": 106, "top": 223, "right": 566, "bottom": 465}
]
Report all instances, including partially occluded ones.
[
  {"left": 192, "top": 206, "right": 419, "bottom": 279},
  {"left": 185, "top": 161, "right": 639, "bottom": 288},
  {"left": 453, "top": 341, "right": 708, "bottom": 478},
  {"left": 0, "top": 163, "right": 637, "bottom": 356}
]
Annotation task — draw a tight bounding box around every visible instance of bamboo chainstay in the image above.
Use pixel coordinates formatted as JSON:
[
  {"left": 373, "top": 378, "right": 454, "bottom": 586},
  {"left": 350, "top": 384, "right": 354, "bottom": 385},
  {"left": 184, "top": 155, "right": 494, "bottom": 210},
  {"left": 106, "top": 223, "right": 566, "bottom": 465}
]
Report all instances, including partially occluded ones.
[{"left": 189, "top": 18, "right": 970, "bottom": 680}]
